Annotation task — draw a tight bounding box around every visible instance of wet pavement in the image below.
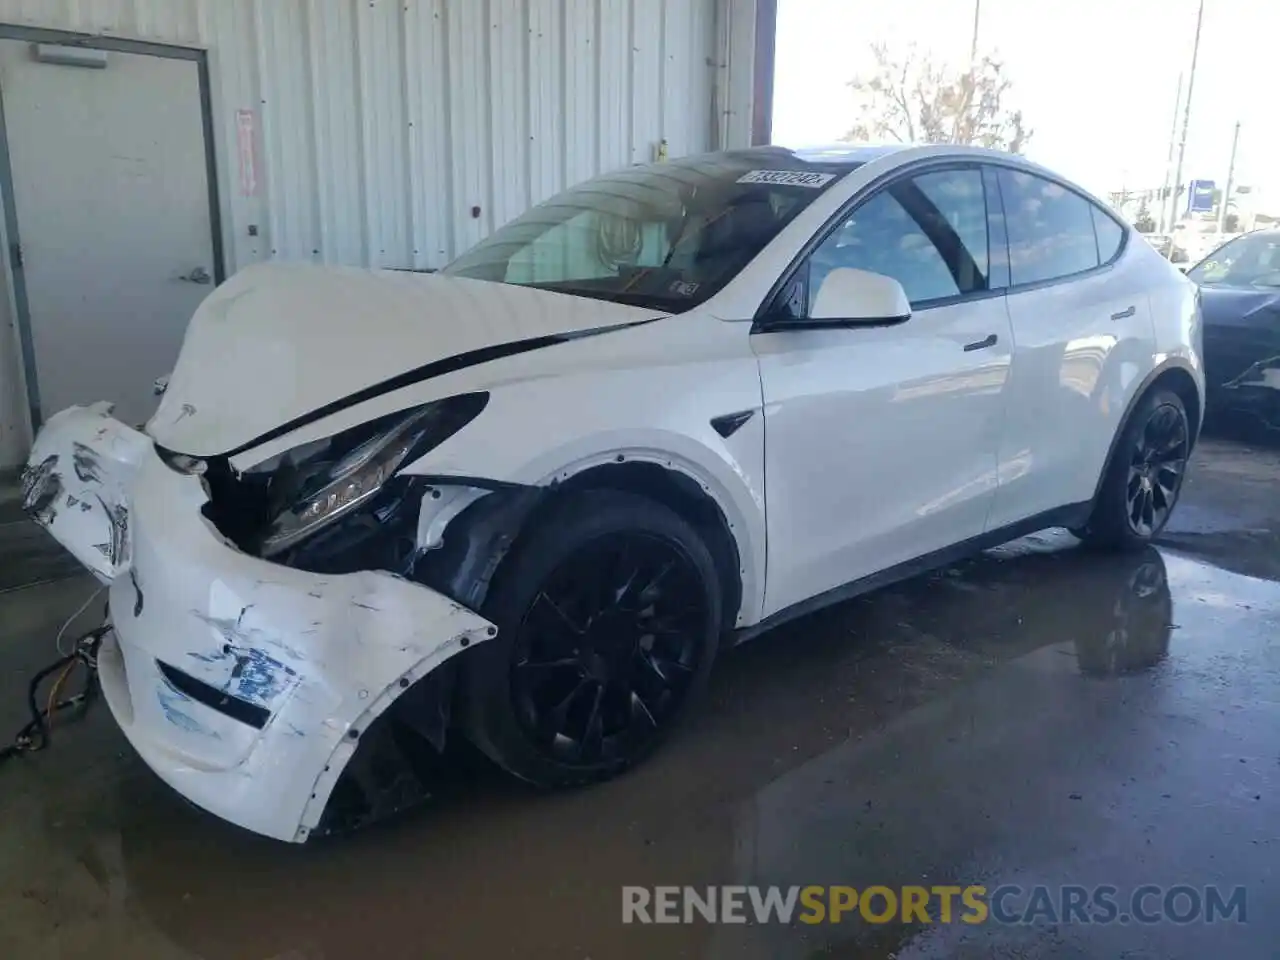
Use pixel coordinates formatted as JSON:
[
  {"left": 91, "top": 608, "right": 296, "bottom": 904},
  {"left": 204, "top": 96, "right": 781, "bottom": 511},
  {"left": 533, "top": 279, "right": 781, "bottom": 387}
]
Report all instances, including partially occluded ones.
[{"left": 2, "top": 436, "right": 1280, "bottom": 959}]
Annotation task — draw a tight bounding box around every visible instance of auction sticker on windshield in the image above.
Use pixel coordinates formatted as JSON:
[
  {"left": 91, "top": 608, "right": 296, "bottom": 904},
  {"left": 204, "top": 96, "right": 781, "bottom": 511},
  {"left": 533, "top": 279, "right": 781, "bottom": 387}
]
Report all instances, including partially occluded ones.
[{"left": 737, "top": 170, "right": 836, "bottom": 188}]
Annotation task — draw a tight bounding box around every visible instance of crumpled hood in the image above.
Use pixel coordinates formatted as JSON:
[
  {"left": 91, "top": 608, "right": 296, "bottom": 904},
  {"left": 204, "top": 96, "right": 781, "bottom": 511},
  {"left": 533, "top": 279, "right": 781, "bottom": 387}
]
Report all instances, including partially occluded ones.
[{"left": 147, "top": 262, "right": 662, "bottom": 456}]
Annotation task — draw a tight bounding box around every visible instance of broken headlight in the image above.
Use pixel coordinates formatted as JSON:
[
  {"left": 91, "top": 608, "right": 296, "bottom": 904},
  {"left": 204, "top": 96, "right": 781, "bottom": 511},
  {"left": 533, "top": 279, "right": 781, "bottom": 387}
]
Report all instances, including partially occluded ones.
[{"left": 252, "top": 393, "right": 488, "bottom": 557}]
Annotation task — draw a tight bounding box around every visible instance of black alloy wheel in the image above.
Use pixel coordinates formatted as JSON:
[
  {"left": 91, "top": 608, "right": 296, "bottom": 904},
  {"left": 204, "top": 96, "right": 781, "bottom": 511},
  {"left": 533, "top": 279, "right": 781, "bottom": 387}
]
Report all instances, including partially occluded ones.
[
  {"left": 510, "top": 531, "right": 706, "bottom": 765},
  {"left": 464, "top": 489, "right": 722, "bottom": 786},
  {"left": 1125, "top": 401, "right": 1189, "bottom": 537},
  {"left": 1079, "top": 388, "right": 1191, "bottom": 549}
]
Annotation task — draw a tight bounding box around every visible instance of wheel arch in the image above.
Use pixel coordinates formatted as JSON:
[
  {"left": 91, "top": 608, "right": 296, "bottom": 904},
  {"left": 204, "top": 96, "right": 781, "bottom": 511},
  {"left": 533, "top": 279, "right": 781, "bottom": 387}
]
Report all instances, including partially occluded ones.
[
  {"left": 413, "top": 452, "right": 759, "bottom": 632},
  {"left": 548, "top": 460, "right": 745, "bottom": 635},
  {"left": 1091, "top": 359, "right": 1203, "bottom": 503}
]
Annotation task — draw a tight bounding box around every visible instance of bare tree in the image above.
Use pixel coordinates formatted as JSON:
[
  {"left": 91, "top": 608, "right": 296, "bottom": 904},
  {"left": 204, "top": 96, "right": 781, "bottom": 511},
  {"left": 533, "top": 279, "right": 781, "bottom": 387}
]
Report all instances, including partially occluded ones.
[{"left": 843, "top": 43, "right": 1031, "bottom": 154}]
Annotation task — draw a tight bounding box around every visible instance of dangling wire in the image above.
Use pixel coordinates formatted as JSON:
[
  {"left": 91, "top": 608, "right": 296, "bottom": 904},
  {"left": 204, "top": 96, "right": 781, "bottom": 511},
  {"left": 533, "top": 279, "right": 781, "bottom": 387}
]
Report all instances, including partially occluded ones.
[
  {"left": 0, "top": 625, "right": 108, "bottom": 765},
  {"left": 56, "top": 585, "right": 105, "bottom": 656}
]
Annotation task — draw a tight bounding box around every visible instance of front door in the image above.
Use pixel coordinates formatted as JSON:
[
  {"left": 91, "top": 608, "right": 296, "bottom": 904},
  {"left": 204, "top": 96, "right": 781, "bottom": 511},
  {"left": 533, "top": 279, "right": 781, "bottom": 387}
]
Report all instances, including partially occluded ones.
[
  {"left": 753, "top": 165, "right": 1012, "bottom": 618},
  {"left": 0, "top": 39, "right": 216, "bottom": 427}
]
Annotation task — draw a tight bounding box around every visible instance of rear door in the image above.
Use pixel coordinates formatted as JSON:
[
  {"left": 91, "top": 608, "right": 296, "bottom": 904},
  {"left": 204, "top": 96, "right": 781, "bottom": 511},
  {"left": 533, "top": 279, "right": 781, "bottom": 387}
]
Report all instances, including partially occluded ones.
[
  {"left": 754, "top": 164, "right": 1014, "bottom": 618},
  {"left": 985, "top": 165, "right": 1155, "bottom": 529}
]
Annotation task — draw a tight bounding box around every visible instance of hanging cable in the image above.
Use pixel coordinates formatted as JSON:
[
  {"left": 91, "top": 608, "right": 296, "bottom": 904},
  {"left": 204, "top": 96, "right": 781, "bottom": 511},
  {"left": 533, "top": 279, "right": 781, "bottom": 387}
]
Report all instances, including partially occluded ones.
[
  {"left": 0, "top": 625, "right": 108, "bottom": 766},
  {"left": 55, "top": 585, "right": 105, "bottom": 657}
]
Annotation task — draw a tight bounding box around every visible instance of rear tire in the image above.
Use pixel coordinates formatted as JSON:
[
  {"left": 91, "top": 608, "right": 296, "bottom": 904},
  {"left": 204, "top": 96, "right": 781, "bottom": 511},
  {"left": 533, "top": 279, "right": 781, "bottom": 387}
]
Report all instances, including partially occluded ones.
[
  {"left": 1077, "top": 388, "right": 1190, "bottom": 550},
  {"left": 463, "top": 489, "right": 722, "bottom": 788}
]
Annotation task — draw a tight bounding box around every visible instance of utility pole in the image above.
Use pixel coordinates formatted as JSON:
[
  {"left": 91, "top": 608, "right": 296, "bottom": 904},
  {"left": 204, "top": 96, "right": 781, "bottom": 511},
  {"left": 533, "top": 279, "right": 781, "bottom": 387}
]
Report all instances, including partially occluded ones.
[
  {"left": 970, "top": 0, "right": 981, "bottom": 65},
  {"left": 1217, "top": 120, "right": 1241, "bottom": 233},
  {"left": 1158, "top": 73, "right": 1183, "bottom": 233},
  {"left": 1170, "top": 0, "right": 1206, "bottom": 231}
]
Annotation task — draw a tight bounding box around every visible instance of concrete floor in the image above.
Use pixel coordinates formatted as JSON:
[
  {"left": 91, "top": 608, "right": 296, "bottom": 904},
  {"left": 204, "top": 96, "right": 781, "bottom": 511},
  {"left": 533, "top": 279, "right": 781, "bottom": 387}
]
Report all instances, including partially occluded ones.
[{"left": 2, "top": 437, "right": 1279, "bottom": 959}]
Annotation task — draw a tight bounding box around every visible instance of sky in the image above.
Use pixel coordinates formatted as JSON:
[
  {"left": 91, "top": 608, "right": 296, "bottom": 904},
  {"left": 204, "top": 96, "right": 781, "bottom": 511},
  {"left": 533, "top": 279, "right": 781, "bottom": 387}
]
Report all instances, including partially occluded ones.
[{"left": 771, "top": 0, "right": 1278, "bottom": 207}]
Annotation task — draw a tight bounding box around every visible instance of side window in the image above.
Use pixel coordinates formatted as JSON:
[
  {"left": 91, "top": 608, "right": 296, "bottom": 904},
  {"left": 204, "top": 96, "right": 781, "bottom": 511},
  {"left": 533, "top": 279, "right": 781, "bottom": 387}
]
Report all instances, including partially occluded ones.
[
  {"left": 998, "top": 168, "right": 1100, "bottom": 285},
  {"left": 1092, "top": 206, "right": 1125, "bottom": 264},
  {"left": 807, "top": 167, "right": 988, "bottom": 308}
]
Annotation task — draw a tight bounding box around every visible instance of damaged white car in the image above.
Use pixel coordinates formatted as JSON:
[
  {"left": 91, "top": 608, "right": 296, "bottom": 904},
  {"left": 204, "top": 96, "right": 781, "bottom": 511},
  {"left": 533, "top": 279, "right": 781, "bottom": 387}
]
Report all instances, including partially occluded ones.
[{"left": 22, "top": 144, "right": 1204, "bottom": 842}]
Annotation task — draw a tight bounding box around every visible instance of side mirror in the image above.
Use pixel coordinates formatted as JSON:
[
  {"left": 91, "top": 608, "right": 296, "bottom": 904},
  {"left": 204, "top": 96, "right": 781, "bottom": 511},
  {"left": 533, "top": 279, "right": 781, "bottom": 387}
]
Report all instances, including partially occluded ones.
[{"left": 810, "top": 268, "right": 911, "bottom": 324}]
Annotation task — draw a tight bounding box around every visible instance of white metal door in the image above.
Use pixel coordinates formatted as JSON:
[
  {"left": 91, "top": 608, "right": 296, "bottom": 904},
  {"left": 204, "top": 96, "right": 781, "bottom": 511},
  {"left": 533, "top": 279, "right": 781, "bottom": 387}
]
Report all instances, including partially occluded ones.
[{"left": 0, "top": 40, "right": 215, "bottom": 427}]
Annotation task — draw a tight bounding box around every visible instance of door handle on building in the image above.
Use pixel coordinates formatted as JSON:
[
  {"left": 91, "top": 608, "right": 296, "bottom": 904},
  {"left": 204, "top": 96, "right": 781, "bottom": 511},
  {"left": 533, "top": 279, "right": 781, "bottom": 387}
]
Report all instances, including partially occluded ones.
[{"left": 179, "top": 266, "right": 211, "bottom": 285}]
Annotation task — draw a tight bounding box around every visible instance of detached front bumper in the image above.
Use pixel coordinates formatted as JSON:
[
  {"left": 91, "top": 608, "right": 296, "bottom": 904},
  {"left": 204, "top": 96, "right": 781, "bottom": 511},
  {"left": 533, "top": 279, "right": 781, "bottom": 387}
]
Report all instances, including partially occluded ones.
[{"left": 23, "top": 405, "right": 496, "bottom": 842}]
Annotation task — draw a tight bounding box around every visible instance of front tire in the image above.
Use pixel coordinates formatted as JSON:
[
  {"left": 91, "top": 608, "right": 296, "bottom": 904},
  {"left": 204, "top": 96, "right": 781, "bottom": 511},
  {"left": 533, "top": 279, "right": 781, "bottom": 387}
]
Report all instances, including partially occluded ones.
[
  {"left": 1078, "top": 388, "right": 1191, "bottom": 550},
  {"left": 463, "top": 489, "right": 722, "bottom": 787}
]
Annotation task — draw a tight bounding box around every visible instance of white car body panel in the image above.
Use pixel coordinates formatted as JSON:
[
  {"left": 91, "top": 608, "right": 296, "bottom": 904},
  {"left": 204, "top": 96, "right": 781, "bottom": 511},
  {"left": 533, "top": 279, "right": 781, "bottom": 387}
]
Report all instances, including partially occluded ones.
[
  {"left": 1149, "top": 266, "right": 1206, "bottom": 384},
  {"left": 987, "top": 241, "right": 1202, "bottom": 530},
  {"left": 105, "top": 441, "right": 490, "bottom": 842},
  {"left": 209, "top": 310, "right": 771, "bottom": 626},
  {"left": 19, "top": 143, "right": 1204, "bottom": 842},
  {"left": 22, "top": 403, "right": 150, "bottom": 582},
  {"left": 753, "top": 295, "right": 1013, "bottom": 617},
  {"left": 394, "top": 314, "right": 769, "bottom": 625},
  {"left": 987, "top": 257, "right": 1156, "bottom": 528},
  {"left": 149, "top": 262, "right": 666, "bottom": 456}
]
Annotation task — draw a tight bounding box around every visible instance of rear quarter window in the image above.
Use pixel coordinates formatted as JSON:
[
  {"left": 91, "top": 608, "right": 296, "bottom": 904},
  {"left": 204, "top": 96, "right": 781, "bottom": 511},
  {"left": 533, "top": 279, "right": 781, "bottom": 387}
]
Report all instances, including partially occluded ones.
[
  {"left": 1092, "top": 206, "right": 1125, "bottom": 264},
  {"left": 998, "top": 168, "right": 1101, "bottom": 286}
]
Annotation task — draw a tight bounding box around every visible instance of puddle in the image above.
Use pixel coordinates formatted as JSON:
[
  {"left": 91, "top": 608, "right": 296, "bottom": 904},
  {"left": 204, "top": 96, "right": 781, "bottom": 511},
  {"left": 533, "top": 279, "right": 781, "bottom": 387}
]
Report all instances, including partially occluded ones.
[{"left": 3, "top": 536, "right": 1279, "bottom": 959}]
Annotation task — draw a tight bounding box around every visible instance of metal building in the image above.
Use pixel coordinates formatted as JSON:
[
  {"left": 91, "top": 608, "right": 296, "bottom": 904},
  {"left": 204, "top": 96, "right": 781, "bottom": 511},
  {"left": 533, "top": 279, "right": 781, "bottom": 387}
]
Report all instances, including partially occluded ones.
[{"left": 0, "top": 0, "right": 773, "bottom": 468}]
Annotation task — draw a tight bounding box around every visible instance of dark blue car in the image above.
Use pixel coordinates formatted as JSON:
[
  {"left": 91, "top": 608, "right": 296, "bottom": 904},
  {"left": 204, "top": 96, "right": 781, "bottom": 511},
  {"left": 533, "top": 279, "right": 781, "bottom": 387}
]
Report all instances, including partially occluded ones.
[{"left": 1187, "top": 230, "right": 1280, "bottom": 430}]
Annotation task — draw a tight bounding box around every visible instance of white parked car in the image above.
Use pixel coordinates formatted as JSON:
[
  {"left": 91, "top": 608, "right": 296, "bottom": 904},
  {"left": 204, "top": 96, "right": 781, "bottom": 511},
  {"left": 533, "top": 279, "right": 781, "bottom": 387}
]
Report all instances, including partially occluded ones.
[{"left": 22, "top": 144, "right": 1204, "bottom": 842}]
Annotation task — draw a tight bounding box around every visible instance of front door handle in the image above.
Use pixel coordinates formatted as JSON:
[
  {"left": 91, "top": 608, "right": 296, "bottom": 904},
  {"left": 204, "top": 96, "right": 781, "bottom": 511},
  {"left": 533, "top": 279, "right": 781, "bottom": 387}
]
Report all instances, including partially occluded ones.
[
  {"left": 1110, "top": 305, "right": 1136, "bottom": 320},
  {"left": 179, "top": 266, "right": 211, "bottom": 285},
  {"left": 962, "top": 333, "right": 998, "bottom": 352}
]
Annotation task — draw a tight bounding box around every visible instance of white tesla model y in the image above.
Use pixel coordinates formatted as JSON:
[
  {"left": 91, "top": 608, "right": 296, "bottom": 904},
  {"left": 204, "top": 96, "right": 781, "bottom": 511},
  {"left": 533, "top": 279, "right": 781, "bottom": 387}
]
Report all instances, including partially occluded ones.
[{"left": 22, "top": 144, "right": 1203, "bottom": 841}]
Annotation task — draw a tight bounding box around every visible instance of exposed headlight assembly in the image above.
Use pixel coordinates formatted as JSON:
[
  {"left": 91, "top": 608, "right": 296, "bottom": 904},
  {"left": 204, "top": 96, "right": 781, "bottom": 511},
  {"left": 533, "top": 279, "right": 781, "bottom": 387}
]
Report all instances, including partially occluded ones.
[{"left": 252, "top": 393, "right": 488, "bottom": 557}]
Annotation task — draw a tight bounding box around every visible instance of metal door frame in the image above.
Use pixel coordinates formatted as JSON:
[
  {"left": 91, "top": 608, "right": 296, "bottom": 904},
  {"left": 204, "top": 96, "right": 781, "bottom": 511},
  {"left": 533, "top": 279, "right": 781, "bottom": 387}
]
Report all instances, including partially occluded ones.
[{"left": 0, "top": 25, "right": 224, "bottom": 432}]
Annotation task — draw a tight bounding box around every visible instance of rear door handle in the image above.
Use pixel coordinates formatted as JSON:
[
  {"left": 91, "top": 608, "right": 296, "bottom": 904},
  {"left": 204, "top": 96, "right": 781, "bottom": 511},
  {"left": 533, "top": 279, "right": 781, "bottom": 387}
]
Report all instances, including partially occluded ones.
[
  {"left": 1110, "top": 305, "right": 1136, "bottom": 320},
  {"left": 962, "top": 333, "right": 998, "bottom": 352}
]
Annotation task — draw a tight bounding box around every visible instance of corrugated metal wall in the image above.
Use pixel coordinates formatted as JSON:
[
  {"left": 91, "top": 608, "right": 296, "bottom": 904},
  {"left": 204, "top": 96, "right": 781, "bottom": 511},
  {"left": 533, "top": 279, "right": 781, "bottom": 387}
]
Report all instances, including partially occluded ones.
[
  {"left": 0, "top": 0, "right": 724, "bottom": 274},
  {"left": 0, "top": 0, "right": 762, "bottom": 466}
]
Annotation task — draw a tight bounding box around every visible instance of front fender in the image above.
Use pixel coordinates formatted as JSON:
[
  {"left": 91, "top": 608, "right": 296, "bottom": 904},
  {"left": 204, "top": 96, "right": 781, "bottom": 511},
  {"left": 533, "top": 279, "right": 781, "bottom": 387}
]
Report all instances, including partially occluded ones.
[
  {"left": 400, "top": 361, "right": 768, "bottom": 626},
  {"left": 21, "top": 402, "right": 150, "bottom": 582}
]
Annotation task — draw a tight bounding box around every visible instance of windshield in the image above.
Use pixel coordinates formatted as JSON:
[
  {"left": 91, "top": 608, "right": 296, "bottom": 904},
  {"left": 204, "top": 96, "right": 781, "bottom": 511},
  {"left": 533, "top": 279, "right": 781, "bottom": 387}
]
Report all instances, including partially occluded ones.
[
  {"left": 440, "top": 151, "right": 852, "bottom": 311},
  {"left": 1188, "top": 233, "right": 1280, "bottom": 288}
]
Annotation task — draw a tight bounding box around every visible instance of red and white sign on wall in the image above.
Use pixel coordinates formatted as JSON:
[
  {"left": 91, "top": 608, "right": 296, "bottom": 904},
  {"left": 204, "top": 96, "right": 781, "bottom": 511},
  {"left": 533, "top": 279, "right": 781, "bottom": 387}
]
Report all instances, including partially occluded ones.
[{"left": 236, "top": 108, "right": 257, "bottom": 197}]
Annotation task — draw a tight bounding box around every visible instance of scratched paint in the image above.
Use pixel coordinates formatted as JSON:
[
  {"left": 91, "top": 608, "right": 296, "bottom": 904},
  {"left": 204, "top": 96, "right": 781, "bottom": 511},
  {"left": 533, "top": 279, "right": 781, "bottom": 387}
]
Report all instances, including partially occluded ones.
[
  {"left": 22, "top": 458, "right": 62, "bottom": 525},
  {"left": 228, "top": 645, "right": 298, "bottom": 706},
  {"left": 183, "top": 642, "right": 298, "bottom": 707},
  {"left": 103, "top": 500, "right": 129, "bottom": 567},
  {"left": 20, "top": 454, "right": 58, "bottom": 509},
  {"left": 156, "top": 680, "right": 221, "bottom": 739},
  {"left": 192, "top": 609, "right": 309, "bottom": 667},
  {"left": 71, "top": 442, "right": 103, "bottom": 483}
]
